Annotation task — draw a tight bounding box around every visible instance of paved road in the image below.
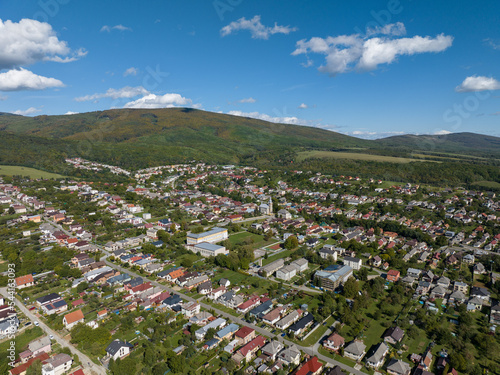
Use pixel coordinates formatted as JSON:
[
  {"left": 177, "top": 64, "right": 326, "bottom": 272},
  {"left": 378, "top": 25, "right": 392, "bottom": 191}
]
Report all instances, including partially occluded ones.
[
  {"left": 0, "top": 288, "right": 106, "bottom": 375},
  {"left": 102, "top": 258, "right": 366, "bottom": 375}
]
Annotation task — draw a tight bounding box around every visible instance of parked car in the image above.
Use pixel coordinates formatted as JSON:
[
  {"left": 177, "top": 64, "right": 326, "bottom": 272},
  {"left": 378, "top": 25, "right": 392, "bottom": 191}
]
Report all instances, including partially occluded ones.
[{"left": 34, "top": 321, "right": 39, "bottom": 326}]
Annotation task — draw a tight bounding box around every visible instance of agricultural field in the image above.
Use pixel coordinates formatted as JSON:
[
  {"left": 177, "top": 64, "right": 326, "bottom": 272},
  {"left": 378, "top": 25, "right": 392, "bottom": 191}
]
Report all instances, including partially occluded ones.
[
  {"left": 0, "top": 165, "right": 65, "bottom": 179},
  {"left": 295, "top": 151, "right": 440, "bottom": 164}
]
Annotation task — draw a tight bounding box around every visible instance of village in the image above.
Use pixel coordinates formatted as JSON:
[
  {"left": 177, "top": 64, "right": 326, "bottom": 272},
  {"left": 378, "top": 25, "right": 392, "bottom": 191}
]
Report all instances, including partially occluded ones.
[{"left": 0, "top": 161, "right": 499, "bottom": 375}]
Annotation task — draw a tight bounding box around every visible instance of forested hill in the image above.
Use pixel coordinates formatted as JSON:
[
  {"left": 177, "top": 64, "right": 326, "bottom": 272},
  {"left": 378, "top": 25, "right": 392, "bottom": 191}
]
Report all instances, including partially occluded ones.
[{"left": 0, "top": 108, "right": 499, "bottom": 186}]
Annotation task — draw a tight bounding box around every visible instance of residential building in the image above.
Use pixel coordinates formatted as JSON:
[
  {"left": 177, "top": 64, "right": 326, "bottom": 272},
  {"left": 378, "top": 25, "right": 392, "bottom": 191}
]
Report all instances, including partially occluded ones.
[
  {"left": 28, "top": 336, "right": 51, "bottom": 357},
  {"left": 195, "top": 318, "right": 226, "bottom": 340},
  {"left": 105, "top": 340, "right": 133, "bottom": 360},
  {"left": 366, "top": 342, "right": 389, "bottom": 368},
  {"left": 344, "top": 340, "right": 366, "bottom": 361},
  {"left": 234, "top": 326, "right": 255, "bottom": 345},
  {"left": 289, "top": 313, "right": 314, "bottom": 336},
  {"left": 386, "top": 359, "right": 411, "bottom": 375},
  {"left": 343, "top": 256, "right": 362, "bottom": 270},
  {"left": 323, "top": 333, "right": 345, "bottom": 352},
  {"left": 383, "top": 326, "right": 404, "bottom": 345},
  {"left": 275, "top": 310, "right": 301, "bottom": 330},
  {"left": 63, "top": 310, "right": 84, "bottom": 330},
  {"left": 276, "top": 265, "right": 297, "bottom": 281},
  {"left": 387, "top": 270, "right": 400, "bottom": 282},
  {"left": 260, "top": 258, "right": 284, "bottom": 276},
  {"left": 293, "top": 356, "right": 323, "bottom": 375},
  {"left": 261, "top": 341, "right": 284, "bottom": 360},
  {"left": 15, "top": 274, "right": 35, "bottom": 289},
  {"left": 277, "top": 344, "right": 301, "bottom": 366},
  {"left": 41, "top": 353, "right": 72, "bottom": 375},
  {"left": 290, "top": 258, "right": 308, "bottom": 273}
]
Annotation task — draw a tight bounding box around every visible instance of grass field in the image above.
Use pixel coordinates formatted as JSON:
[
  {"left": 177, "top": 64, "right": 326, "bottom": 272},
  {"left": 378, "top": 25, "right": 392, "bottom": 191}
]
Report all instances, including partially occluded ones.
[
  {"left": 296, "top": 151, "right": 440, "bottom": 164},
  {"left": 228, "top": 231, "right": 275, "bottom": 249},
  {"left": 0, "top": 165, "right": 64, "bottom": 179},
  {"left": 471, "top": 180, "right": 500, "bottom": 189},
  {"left": 262, "top": 249, "right": 294, "bottom": 266}
]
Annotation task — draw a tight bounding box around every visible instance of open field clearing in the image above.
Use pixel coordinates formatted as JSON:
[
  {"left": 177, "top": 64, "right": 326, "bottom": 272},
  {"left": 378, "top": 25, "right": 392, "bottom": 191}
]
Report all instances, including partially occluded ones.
[
  {"left": 296, "top": 151, "right": 441, "bottom": 163},
  {"left": 0, "top": 165, "right": 64, "bottom": 179}
]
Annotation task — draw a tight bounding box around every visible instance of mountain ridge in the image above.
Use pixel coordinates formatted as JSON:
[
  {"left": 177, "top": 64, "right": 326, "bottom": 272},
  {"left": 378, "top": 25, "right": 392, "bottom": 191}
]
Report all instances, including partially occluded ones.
[{"left": 0, "top": 108, "right": 498, "bottom": 172}]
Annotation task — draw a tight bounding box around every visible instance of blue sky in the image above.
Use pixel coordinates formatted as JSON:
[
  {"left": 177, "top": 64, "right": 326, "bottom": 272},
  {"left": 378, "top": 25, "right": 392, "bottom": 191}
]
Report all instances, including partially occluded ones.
[{"left": 1, "top": 0, "right": 500, "bottom": 138}]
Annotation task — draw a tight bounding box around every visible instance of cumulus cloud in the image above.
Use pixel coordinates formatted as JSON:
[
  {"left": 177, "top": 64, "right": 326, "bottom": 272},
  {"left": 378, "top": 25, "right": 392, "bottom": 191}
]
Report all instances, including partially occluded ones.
[
  {"left": 433, "top": 129, "right": 452, "bottom": 135},
  {"left": 64, "top": 111, "right": 78, "bottom": 115},
  {"left": 0, "top": 18, "right": 85, "bottom": 70},
  {"left": 238, "top": 97, "right": 256, "bottom": 103},
  {"left": 298, "top": 103, "right": 308, "bottom": 109},
  {"left": 13, "top": 107, "right": 42, "bottom": 116},
  {"left": 227, "top": 110, "right": 308, "bottom": 125},
  {"left": 292, "top": 23, "right": 453, "bottom": 75},
  {"left": 0, "top": 68, "right": 64, "bottom": 91},
  {"left": 75, "top": 86, "right": 150, "bottom": 102},
  {"left": 221, "top": 15, "right": 297, "bottom": 39},
  {"left": 124, "top": 67, "right": 138, "bottom": 76},
  {"left": 366, "top": 22, "right": 406, "bottom": 36},
  {"left": 100, "top": 24, "right": 132, "bottom": 32},
  {"left": 123, "top": 93, "right": 194, "bottom": 109},
  {"left": 455, "top": 75, "right": 500, "bottom": 92}
]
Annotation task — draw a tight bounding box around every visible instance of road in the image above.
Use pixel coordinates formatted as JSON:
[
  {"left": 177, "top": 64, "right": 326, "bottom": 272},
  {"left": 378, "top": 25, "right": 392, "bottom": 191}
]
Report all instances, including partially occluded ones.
[
  {"left": 0, "top": 288, "right": 106, "bottom": 375},
  {"left": 102, "top": 257, "right": 366, "bottom": 375}
]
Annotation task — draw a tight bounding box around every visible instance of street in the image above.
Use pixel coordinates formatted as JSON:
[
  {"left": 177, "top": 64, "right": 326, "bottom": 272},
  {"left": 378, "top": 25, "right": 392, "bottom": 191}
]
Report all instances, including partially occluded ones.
[
  {"left": 0, "top": 288, "right": 106, "bottom": 375},
  {"left": 102, "top": 257, "right": 366, "bottom": 375}
]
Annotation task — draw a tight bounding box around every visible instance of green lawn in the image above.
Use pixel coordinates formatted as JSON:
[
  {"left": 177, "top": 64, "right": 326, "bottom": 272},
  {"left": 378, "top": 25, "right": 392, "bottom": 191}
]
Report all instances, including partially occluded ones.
[
  {"left": 0, "top": 326, "right": 44, "bottom": 356},
  {"left": 228, "top": 232, "right": 275, "bottom": 249},
  {"left": 0, "top": 165, "right": 65, "bottom": 179},
  {"left": 299, "top": 316, "right": 336, "bottom": 346},
  {"left": 262, "top": 249, "right": 293, "bottom": 266}
]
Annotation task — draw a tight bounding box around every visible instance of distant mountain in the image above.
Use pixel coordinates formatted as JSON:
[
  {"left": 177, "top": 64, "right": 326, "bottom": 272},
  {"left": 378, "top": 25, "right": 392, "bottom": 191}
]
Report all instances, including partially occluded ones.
[
  {"left": 0, "top": 108, "right": 499, "bottom": 172},
  {"left": 0, "top": 108, "right": 370, "bottom": 168},
  {"left": 375, "top": 132, "right": 500, "bottom": 157}
]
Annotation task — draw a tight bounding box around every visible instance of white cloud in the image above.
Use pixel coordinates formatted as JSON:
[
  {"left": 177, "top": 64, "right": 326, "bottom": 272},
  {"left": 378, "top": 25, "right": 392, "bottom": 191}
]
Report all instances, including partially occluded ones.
[
  {"left": 344, "top": 130, "right": 406, "bottom": 139},
  {"left": 292, "top": 23, "right": 453, "bottom": 75},
  {"left": 455, "top": 75, "right": 500, "bottom": 92},
  {"left": 0, "top": 18, "right": 85, "bottom": 70},
  {"left": 64, "top": 111, "right": 78, "bottom": 115},
  {"left": 75, "top": 86, "right": 149, "bottom": 102},
  {"left": 433, "top": 130, "right": 452, "bottom": 135},
  {"left": 123, "top": 93, "right": 194, "bottom": 109},
  {"left": 13, "top": 107, "right": 42, "bottom": 116},
  {"left": 221, "top": 15, "right": 297, "bottom": 40},
  {"left": 238, "top": 97, "right": 256, "bottom": 103},
  {"left": 228, "top": 110, "right": 306, "bottom": 125},
  {"left": 367, "top": 22, "right": 406, "bottom": 36},
  {"left": 124, "top": 67, "right": 138, "bottom": 76},
  {"left": 484, "top": 38, "right": 500, "bottom": 50},
  {"left": 298, "top": 103, "right": 308, "bottom": 109},
  {"left": 0, "top": 68, "right": 64, "bottom": 91},
  {"left": 100, "top": 24, "right": 132, "bottom": 32}
]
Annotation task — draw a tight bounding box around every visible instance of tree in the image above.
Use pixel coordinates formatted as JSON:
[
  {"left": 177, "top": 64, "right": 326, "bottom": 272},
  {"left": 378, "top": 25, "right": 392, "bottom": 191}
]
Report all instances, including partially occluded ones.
[
  {"left": 284, "top": 235, "right": 298, "bottom": 250},
  {"left": 26, "top": 360, "right": 42, "bottom": 375},
  {"left": 343, "top": 277, "right": 359, "bottom": 299}
]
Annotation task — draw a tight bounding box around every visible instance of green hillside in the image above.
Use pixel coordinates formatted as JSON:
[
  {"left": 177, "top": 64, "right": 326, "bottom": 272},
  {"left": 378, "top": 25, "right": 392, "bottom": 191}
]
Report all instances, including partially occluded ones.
[
  {"left": 0, "top": 108, "right": 371, "bottom": 168},
  {"left": 0, "top": 109, "right": 499, "bottom": 185}
]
